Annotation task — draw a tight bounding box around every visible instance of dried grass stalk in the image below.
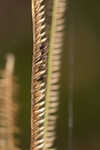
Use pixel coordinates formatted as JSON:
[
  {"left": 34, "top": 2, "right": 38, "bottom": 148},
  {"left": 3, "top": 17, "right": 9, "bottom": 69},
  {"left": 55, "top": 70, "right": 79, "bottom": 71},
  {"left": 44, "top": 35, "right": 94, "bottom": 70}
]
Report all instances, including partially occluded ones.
[
  {"left": 31, "top": 0, "right": 66, "bottom": 149},
  {"left": 0, "top": 54, "right": 20, "bottom": 150},
  {"left": 31, "top": 0, "right": 48, "bottom": 149}
]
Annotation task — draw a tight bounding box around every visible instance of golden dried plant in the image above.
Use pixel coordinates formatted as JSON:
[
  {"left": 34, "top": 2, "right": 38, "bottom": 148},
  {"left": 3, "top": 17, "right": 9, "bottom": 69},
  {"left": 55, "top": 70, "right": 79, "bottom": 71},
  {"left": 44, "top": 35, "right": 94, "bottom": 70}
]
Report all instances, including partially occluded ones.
[
  {"left": 31, "top": 0, "right": 66, "bottom": 149},
  {"left": 0, "top": 54, "right": 20, "bottom": 150},
  {"left": 31, "top": 0, "right": 48, "bottom": 149}
]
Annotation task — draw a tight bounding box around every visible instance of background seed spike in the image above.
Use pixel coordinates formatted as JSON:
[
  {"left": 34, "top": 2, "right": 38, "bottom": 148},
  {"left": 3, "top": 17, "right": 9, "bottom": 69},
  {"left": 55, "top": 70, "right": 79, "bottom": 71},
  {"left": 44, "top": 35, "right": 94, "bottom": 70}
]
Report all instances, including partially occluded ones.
[
  {"left": 0, "top": 54, "right": 20, "bottom": 150},
  {"left": 44, "top": 0, "right": 67, "bottom": 149}
]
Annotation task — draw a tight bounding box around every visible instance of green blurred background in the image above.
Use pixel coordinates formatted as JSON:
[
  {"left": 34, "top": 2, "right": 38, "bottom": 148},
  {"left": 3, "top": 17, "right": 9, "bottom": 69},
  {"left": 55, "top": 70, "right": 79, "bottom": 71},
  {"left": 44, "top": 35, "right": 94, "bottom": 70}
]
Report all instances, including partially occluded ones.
[{"left": 0, "top": 0, "right": 100, "bottom": 150}]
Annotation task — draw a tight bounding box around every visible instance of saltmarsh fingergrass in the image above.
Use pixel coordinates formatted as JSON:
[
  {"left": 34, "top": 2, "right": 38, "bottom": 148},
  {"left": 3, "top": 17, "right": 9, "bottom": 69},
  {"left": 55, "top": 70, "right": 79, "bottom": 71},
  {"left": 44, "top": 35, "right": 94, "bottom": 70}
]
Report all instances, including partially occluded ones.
[{"left": 31, "top": 0, "right": 66, "bottom": 149}]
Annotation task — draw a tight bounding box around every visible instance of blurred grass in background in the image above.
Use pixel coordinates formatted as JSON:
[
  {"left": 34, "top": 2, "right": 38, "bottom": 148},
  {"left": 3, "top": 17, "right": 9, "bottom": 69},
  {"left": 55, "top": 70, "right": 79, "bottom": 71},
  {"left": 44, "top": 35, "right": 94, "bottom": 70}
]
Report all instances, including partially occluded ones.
[{"left": 0, "top": 0, "right": 100, "bottom": 150}]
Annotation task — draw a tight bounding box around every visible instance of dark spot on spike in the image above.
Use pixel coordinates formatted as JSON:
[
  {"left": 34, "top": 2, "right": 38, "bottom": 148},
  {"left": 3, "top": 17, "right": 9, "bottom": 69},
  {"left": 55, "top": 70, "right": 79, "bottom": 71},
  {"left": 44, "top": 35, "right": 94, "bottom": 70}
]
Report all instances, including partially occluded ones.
[{"left": 40, "top": 44, "right": 45, "bottom": 50}]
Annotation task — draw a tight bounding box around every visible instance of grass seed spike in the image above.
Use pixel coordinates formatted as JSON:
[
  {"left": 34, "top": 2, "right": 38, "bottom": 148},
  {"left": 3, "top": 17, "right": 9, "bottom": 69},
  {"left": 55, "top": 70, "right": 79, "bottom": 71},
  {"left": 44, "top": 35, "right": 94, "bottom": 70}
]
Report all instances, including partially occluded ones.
[
  {"left": 31, "top": 0, "right": 48, "bottom": 149},
  {"left": 44, "top": 0, "right": 66, "bottom": 149},
  {"left": 0, "top": 54, "right": 20, "bottom": 150},
  {"left": 31, "top": 0, "right": 66, "bottom": 149}
]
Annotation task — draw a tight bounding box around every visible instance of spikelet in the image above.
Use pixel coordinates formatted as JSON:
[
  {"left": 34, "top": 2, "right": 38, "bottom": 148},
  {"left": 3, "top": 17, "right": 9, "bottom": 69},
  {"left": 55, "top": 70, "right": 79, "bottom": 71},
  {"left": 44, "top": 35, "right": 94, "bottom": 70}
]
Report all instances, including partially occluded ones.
[
  {"left": 44, "top": 0, "right": 66, "bottom": 149},
  {"left": 45, "top": 0, "right": 53, "bottom": 41},
  {"left": 0, "top": 54, "right": 20, "bottom": 150},
  {"left": 31, "top": 0, "right": 48, "bottom": 149}
]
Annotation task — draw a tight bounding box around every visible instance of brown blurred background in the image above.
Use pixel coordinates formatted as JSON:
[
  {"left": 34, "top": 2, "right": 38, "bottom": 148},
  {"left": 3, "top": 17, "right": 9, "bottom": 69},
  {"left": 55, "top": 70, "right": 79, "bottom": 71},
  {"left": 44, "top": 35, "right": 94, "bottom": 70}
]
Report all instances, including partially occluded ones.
[{"left": 0, "top": 0, "right": 100, "bottom": 150}]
